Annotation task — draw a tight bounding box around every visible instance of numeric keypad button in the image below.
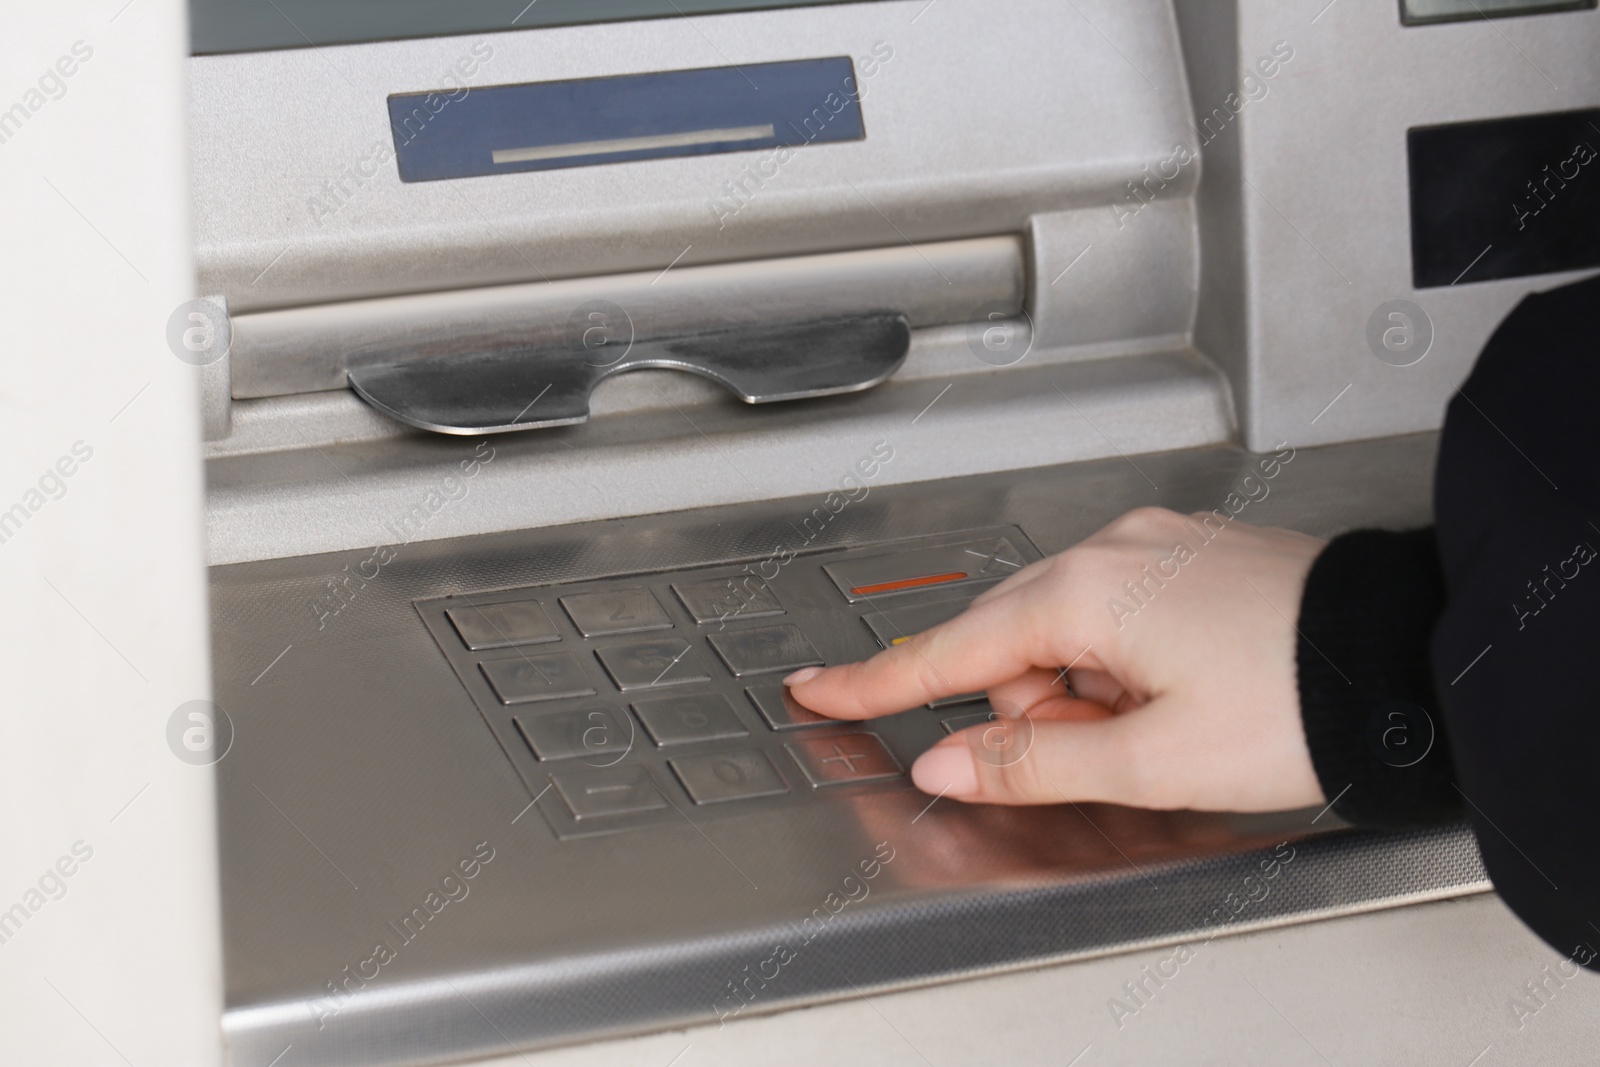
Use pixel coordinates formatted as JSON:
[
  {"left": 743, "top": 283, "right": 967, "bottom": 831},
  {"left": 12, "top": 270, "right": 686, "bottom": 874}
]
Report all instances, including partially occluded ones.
[
  {"left": 480, "top": 653, "right": 596, "bottom": 705},
  {"left": 670, "top": 751, "right": 788, "bottom": 804},
  {"left": 550, "top": 766, "right": 668, "bottom": 820},
  {"left": 745, "top": 684, "right": 831, "bottom": 730},
  {"left": 672, "top": 576, "right": 785, "bottom": 625},
  {"left": 515, "top": 705, "right": 635, "bottom": 762},
  {"left": 631, "top": 694, "right": 748, "bottom": 746},
  {"left": 595, "top": 638, "right": 709, "bottom": 691},
  {"left": 447, "top": 600, "right": 559, "bottom": 650},
  {"left": 786, "top": 733, "right": 902, "bottom": 788},
  {"left": 560, "top": 589, "right": 673, "bottom": 637},
  {"left": 707, "top": 624, "right": 822, "bottom": 677}
]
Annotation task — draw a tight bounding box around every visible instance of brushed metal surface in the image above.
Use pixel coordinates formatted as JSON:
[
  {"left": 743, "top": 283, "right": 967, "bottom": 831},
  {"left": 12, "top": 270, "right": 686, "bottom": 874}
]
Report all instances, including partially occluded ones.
[
  {"left": 450, "top": 894, "right": 1600, "bottom": 1067},
  {"left": 204, "top": 346, "right": 1236, "bottom": 565},
  {"left": 187, "top": 0, "right": 1600, "bottom": 495},
  {"left": 1176, "top": 0, "right": 1600, "bottom": 450},
  {"left": 213, "top": 432, "right": 1486, "bottom": 1067}
]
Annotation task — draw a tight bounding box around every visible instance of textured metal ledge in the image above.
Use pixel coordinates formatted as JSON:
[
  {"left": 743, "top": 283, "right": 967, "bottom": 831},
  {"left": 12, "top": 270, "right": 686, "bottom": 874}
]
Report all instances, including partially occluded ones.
[{"left": 225, "top": 822, "right": 1483, "bottom": 1067}]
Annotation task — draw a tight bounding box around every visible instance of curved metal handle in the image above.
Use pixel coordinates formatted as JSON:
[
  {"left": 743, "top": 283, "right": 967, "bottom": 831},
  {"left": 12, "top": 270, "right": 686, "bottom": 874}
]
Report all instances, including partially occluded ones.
[{"left": 347, "top": 312, "right": 911, "bottom": 435}]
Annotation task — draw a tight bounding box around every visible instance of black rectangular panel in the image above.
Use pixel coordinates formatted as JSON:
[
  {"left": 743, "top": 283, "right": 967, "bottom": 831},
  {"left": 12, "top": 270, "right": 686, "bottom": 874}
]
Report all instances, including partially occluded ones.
[{"left": 1408, "top": 108, "right": 1600, "bottom": 288}]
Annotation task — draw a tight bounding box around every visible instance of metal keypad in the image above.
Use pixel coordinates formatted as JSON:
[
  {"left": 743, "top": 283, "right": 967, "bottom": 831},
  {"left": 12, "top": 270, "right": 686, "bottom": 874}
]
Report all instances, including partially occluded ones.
[{"left": 416, "top": 525, "right": 1042, "bottom": 839}]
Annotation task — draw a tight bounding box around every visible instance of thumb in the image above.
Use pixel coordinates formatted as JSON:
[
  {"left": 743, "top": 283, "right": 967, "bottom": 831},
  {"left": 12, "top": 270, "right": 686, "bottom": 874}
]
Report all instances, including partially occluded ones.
[{"left": 912, "top": 710, "right": 1147, "bottom": 806}]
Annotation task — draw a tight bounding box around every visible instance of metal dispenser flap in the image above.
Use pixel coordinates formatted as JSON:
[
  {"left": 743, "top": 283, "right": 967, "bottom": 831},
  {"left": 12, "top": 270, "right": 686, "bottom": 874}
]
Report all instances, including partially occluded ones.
[{"left": 346, "top": 312, "right": 911, "bottom": 435}]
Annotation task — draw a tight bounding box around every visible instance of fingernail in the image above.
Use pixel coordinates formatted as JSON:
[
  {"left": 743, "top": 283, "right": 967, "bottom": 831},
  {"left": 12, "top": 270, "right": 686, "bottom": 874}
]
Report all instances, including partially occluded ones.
[
  {"left": 912, "top": 744, "right": 978, "bottom": 798},
  {"left": 783, "top": 666, "right": 823, "bottom": 686}
]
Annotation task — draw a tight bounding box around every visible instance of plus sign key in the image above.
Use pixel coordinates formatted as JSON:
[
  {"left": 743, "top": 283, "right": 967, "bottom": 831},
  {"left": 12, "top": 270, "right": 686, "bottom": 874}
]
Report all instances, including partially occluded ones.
[{"left": 785, "top": 733, "right": 902, "bottom": 788}]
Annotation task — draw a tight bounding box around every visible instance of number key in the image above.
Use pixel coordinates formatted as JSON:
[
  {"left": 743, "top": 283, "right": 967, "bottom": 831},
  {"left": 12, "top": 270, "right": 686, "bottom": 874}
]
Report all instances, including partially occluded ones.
[
  {"left": 560, "top": 589, "right": 673, "bottom": 637},
  {"left": 670, "top": 751, "right": 788, "bottom": 804},
  {"left": 672, "top": 576, "right": 785, "bottom": 625},
  {"left": 594, "top": 638, "right": 709, "bottom": 691}
]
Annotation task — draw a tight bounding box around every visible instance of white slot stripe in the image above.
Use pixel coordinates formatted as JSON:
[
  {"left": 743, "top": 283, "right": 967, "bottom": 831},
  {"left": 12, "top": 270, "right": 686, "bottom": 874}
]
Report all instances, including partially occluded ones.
[{"left": 492, "top": 124, "right": 776, "bottom": 164}]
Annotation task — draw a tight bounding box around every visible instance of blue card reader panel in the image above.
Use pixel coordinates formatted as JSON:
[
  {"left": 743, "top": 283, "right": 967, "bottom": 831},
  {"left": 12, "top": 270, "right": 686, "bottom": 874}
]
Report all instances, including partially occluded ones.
[{"left": 388, "top": 57, "right": 866, "bottom": 182}]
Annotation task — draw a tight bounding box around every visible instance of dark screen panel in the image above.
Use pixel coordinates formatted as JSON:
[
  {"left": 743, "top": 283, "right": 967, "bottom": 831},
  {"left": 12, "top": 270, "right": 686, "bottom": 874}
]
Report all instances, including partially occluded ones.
[
  {"left": 1408, "top": 108, "right": 1600, "bottom": 288},
  {"left": 190, "top": 0, "right": 883, "bottom": 55}
]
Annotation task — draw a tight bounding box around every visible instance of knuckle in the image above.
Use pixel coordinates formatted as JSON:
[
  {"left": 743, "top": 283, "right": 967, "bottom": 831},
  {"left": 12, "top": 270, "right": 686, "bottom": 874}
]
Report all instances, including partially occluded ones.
[
  {"left": 1049, "top": 546, "right": 1105, "bottom": 583},
  {"left": 1130, "top": 505, "right": 1178, "bottom": 524},
  {"left": 1107, "top": 506, "right": 1180, "bottom": 536},
  {"left": 995, "top": 747, "right": 1051, "bottom": 802},
  {"left": 1035, "top": 554, "right": 1077, "bottom": 593},
  {"left": 1134, "top": 506, "right": 1190, "bottom": 536},
  {"left": 1051, "top": 545, "right": 1124, "bottom": 596},
  {"left": 1018, "top": 553, "right": 1117, "bottom": 639},
  {"left": 902, "top": 638, "right": 955, "bottom": 702}
]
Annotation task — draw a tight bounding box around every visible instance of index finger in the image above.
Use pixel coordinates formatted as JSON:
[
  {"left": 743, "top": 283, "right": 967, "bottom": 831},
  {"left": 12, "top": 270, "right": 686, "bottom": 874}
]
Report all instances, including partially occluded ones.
[
  {"left": 784, "top": 582, "right": 1108, "bottom": 719},
  {"left": 968, "top": 556, "right": 1051, "bottom": 607}
]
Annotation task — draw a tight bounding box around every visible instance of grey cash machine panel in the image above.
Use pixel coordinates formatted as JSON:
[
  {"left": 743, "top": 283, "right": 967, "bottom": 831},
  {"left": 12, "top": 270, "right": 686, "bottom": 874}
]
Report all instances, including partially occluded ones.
[{"left": 417, "top": 528, "right": 1038, "bottom": 839}]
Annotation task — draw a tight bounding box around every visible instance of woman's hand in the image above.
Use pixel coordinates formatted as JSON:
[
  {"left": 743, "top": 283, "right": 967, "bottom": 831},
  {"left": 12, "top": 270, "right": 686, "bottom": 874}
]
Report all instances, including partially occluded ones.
[{"left": 785, "top": 508, "right": 1329, "bottom": 813}]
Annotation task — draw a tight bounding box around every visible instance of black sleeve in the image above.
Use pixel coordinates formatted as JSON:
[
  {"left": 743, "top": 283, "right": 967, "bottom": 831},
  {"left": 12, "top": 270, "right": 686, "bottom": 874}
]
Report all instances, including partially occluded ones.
[
  {"left": 1296, "top": 273, "right": 1600, "bottom": 969},
  {"left": 1296, "top": 527, "right": 1459, "bottom": 827}
]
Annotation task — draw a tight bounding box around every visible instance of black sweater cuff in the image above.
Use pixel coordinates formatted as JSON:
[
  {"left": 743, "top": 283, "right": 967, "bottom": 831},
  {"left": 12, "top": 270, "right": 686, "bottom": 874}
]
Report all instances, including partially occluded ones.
[{"left": 1296, "top": 528, "right": 1461, "bottom": 828}]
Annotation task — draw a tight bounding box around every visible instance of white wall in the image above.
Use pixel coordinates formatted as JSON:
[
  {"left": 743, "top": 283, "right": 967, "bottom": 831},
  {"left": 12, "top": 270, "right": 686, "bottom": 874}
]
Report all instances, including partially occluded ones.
[{"left": 0, "top": 2, "right": 222, "bottom": 1064}]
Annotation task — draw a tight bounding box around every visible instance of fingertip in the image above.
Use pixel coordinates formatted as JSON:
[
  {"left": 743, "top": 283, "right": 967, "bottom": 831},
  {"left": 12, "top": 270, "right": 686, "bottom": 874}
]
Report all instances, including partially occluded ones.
[
  {"left": 911, "top": 741, "right": 978, "bottom": 798},
  {"left": 782, "top": 666, "right": 870, "bottom": 720}
]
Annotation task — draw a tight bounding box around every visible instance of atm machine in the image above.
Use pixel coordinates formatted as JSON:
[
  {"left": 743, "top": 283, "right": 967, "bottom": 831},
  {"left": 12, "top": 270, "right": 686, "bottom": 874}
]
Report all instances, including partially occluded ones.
[{"left": 168, "top": 1, "right": 1600, "bottom": 1064}]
